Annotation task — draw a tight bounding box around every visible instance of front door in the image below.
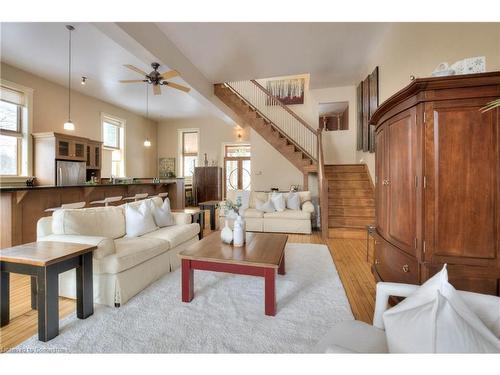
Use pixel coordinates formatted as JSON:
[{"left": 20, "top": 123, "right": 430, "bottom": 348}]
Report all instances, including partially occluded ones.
[{"left": 224, "top": 144, "right": 251, "bottom": 197}]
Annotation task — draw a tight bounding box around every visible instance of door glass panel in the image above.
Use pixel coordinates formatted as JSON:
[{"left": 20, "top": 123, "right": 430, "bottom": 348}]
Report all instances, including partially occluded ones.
[
  {"left": 86, "top": 146, "right": 91, "bottom": 165},
  {"left": 225, "top": 160, "right": 238, "bottom": 191},
  {"left": 75, "top": 143, "right": 84, "bottom": 157},
  {"left": 242, "top": 159, "right": 251, "bottom": 190},
  {"left": 58, "top": 140, "right": 69, "bottom": 156}
]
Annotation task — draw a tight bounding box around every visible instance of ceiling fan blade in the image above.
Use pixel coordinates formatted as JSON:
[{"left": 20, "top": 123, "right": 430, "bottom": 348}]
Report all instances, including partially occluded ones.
[
  {"left": 124, "top": 64, "right": 148, "bottom": 76},
  {"left": 119, "top": 79, "right": 145, "bottom": 83},
  {"left": 160, "top": 70, "right": 179, "bottom": 80},
  {"left": 164, "top": 81, "right": 191, "bottom": 93},
  {"left": 153, "top": 84, "right": 161, "bottom": 96}
]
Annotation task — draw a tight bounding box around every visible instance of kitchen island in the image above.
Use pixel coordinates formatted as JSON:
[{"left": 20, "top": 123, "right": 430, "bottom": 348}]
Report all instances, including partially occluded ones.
[{"left": 0, "top": 179, "right": 184, "bottom": 248}]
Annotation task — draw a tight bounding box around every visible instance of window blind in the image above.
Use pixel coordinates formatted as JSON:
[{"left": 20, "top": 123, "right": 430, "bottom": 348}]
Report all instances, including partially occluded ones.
[{"left": 0, "top": 85, "right": 25, "bottom": 106}]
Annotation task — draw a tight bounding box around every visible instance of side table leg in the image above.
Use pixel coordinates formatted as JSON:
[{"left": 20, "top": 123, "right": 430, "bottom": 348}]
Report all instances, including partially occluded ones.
[
  {"left": 37, "top": 265, "right": 59, "bottom": 342},
  {"left": 210, "top": 206, "right": 216, "bottom": 230},
  {"left": 76, "top": 252, "right": 94, "bottom": 319},
  {"left": 0, "top": 271, "right": 10, "bottom": 326},
  {"left": 31, "top": 276, "right": 37, "bottom": 310},
  {"left": 264, "top": 268, "right": 276, "bottom": 316},
  {"left": 181, "top": 259, "right": 193, "bottom": 302}
]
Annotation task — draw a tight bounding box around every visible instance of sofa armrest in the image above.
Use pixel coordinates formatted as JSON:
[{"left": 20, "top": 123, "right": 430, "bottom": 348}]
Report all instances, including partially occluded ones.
[
  {"left": 301, "top": 201, "right": 314, "bottom": 213},
  {"left": 37, "top": 216, "right": 53, "bottom": 238},
  {"left": 172, "top": 212, "right": 192, "bottom": 225},
  {"left": 373, "top": 282, "right": 419, "bottom": 330},
  {"left": 38, "top": 234, "right": 116, "bottom": 259}
]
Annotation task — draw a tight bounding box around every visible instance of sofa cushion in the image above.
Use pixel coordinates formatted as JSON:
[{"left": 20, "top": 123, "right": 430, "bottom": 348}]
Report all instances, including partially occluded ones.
[
  {"left": 256, "top": 199, "right": 275, "bottom": 213},
  {"left": 149, "top": 198, "right": 175, "bottom": 227},
  {"left": 38, "top": 234, "right": 115, "bottom": 259},
  {"left": 286, "top": 191, "right": 301, "bottom": 210},
  {"left": 141, "top": 223, "right": 200, "bottom": 248},
  {"left": 242, "top": 208, "right": 264, "bottom": 218},
  {"left": 270, "top": 192, "right": 286, "bottom": 212},
  {"left": 125, "top": 201, "right": 158, "bottom": 237},
  {"left": 52, "top": 206, "right": 125, "bottom": 239},
  {"left": 313, "top": 320, "right": 388, "bottom": 353},
  {"left": 263, "top": 209, "right": 311, "bottom": 220},
  {"left": 95, "top": 236, "right": 169, "bottom": 274}
]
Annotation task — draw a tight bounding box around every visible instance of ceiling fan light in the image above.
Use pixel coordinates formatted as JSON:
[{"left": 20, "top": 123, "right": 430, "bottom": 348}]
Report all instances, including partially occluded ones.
[
  {"left": 64, "top": 120, "right": 75, "bottom": 131},
  {"left": 144, "top": 139, "right": 151, "bottom": 147}
]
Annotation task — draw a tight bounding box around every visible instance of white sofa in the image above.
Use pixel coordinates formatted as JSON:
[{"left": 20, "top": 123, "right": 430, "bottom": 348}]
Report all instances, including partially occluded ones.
[
  {"left": 221, "top": 190, "right": 314, "bottom": 234},
  {"left": 36, "top": 197, "right": 200, "bottom": 307},
  {"left": 313, "top": 282, "right": 500, "bottom": 353}
]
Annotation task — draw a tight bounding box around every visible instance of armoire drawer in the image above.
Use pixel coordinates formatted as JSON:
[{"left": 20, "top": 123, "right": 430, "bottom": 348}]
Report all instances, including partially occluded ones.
[{"left": 374, "top": 237, "right": 419, "bottom": 284}]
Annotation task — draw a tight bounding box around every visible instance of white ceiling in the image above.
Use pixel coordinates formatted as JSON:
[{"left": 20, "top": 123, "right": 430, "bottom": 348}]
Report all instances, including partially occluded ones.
[
  {"left": 156, "top": 22, "right": 392, "bottom": 88},
  {"left": 0, "top": 22, "right": 213, "bottom": 120},
  {"left": 318, "top": 101, "right": 349, "bottom": 115}
]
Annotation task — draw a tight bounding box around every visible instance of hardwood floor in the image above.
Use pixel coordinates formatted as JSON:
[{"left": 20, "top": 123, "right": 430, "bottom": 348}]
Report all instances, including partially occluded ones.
[{"left": 0, "top": 215, "right": 376, "bottom": 352}]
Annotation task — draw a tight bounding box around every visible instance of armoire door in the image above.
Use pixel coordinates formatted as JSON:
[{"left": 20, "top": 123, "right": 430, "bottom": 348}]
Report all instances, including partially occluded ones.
[
  {"left": 424, "top": 100, "right": 499, "bottom": 269},
  {"left": 375, "top": 126, "right": 387, "bottom": 237},
  {"left": 385, "top": 107, "right": 418, "bottom": 256}
]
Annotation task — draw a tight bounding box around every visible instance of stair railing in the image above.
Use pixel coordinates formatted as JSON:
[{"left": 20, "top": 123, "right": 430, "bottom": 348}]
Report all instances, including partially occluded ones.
[
  {"left": 317, "top": 126, "right": 329, "bottom": 239},
  {"left": 224, "top": 80, "right": 318, "bottom": 161}
]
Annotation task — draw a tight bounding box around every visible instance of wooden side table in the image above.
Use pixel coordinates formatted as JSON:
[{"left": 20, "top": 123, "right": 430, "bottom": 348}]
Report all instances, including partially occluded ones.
[
  {"left": 199, "top": 200, "right": 220, "bottom": 230},
  {"left": 0, "top": 241, "right": 96, "bottom": 342}
]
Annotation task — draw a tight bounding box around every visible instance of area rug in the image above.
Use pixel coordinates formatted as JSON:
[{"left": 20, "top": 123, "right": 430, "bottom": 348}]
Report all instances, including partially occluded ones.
[{"left": 13, "top": 243, "right": 353, "bottom": 353}]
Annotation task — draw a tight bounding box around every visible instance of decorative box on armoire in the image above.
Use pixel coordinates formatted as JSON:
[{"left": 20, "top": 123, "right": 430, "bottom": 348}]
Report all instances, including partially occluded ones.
[
  {"left": 192, "top": 166, "right": 222, "bottom": 205},
  {"left": 370, "top": 71, "right": 500, "bottom": 296}
]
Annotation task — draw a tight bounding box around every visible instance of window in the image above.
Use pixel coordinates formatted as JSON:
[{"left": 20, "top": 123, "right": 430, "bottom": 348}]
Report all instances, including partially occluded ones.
[
  {"left": 0, "top": 82, "right": 32, "bottom": 178},
  {"left": 179, "top": 130, "right": 199, "bottom": 184},
  {"left": 224, "top": 144, "right": 251, "bottom": 195},
  {"left": 102, "top": 119, "right": 121, "bottom": 149},
  {"left": 102, "top": 114, "right": 125, "bottom": 177}
]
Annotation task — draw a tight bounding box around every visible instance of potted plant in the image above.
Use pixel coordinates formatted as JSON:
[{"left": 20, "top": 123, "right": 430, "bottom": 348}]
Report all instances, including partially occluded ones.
[{"left": 481, "top": 99, "right": 500, "bottom": 112}]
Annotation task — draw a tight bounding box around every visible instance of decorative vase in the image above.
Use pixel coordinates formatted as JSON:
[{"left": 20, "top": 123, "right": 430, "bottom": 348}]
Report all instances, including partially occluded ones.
[
  {"left": 233, "top": 215, "right": 245, "bottom": 247},
  {"left": 221, "top": 220, "right": 233, "bottom": 244}
]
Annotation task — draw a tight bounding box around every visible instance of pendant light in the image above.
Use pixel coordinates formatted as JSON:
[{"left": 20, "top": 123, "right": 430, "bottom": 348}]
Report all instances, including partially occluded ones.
[
  {"left": 63, "top": 25, "right": 75, "bottom": 131},
  {"left": 143, "top": 83, "right": 151, "bottom": 147}
]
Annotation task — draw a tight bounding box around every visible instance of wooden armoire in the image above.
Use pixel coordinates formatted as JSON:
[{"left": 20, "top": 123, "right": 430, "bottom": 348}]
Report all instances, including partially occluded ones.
[
  {"left": 192, "top": 166, "right": 223, "bottom": 204},
  {"left": 370, "top": 72, "right": 500, "bottom": 296}
]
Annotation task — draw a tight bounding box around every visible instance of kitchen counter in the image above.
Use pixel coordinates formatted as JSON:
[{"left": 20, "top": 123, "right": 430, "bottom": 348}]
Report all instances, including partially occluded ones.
[
  {"left": 0, "top": 179, "right": 183, "bottom": 192},
  {"left": 0, "top": 180, "right": 185, "bottom": 247}
]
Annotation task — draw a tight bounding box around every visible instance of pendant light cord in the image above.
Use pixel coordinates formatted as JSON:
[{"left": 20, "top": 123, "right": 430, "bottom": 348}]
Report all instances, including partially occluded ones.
[
  {"left": 68, "top": 27, "right": 72, "bottom": 122},
  {"left": 146, "top": 83, "right": 149, "bottom": 119}
]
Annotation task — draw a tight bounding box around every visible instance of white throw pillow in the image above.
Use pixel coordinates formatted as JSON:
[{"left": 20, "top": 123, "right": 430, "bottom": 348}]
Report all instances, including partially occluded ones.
[
  {"left": 286, "top": 191, "right": 301, "bottom": 210},
  {"left": 256, "top": 198, "right": 275, "bottom": 213},
  {"left": 270, "top": 192, "right": 286, "bottom": 212},
  {"left": 149, "top": 198, "right": 174, "bottom": 227},
  {"left": 125, "top": 201, "right": 158, "bottom": 237},
  {"left": 383, "top": 265, "right": 500, "bottom": 353}
]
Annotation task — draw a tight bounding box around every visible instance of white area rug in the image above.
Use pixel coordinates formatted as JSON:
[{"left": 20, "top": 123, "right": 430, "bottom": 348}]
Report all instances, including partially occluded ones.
[{"left": 13, "top": 243, "right": 353, "bottom": 353}]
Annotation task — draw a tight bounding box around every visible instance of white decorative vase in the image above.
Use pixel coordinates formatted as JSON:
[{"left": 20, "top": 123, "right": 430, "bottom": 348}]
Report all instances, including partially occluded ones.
[
  {"left": 220, "top": 220, "right": 233, "bottom": 244},
  {"left": 233, "top": 215, "right": 245, "bottom": 247}
]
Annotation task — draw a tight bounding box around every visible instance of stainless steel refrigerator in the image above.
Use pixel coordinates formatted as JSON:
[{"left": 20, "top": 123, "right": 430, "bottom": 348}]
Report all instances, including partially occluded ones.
[{"left": 56, "top": 160, "right": 86, "bottom": 186}]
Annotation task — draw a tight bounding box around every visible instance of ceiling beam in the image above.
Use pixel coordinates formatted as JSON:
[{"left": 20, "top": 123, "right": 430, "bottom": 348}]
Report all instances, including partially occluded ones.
[{"left": 94, "top": 22, "right": 242, "bottom": 126}]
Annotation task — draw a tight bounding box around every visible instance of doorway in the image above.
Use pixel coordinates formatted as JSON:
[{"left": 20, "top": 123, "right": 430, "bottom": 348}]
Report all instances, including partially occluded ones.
[{"left": 224, "top": 144, "right": 251, "bottom": 197}]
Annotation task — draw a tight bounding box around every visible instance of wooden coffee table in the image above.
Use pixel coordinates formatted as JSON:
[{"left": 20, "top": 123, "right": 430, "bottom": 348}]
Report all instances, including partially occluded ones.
[
  {"left": 178, "top": 232, "right": 287, "bottom": 316},
  {"left": 0, "top": 241, "right": 96, "bottom": 342}
]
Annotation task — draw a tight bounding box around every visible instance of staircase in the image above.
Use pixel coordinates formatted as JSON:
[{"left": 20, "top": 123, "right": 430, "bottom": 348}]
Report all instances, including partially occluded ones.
[
  {"left": 214, "top": 81, "right": 317, "bottom": 174},
  {"left": 326, "top": 164, "right": 375, "bottom": 238}
]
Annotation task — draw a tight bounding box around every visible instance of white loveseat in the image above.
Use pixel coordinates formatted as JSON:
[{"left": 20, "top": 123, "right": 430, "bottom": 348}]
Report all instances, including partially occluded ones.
[
  {"left": 221, "top": 190, "right": 314, "bottom": 234},
  {"left": 36, "top": 197, "right": 199, "bottom": 307}
]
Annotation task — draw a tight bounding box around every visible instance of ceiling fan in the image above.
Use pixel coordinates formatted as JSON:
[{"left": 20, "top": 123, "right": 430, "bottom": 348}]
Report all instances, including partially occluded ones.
[{"left": 119, "top": 62, "right": 191, "bottom": 95}]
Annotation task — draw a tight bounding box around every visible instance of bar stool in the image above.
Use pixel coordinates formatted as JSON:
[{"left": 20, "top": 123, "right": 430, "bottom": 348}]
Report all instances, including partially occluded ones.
[
  {"left": 44, "top": 201, "right": 86, "bottom": 212},
  {"left": 90, "top": 196, "right": 123, "bottom": 206},
  {"left": 122, "top": 193, "right": 149, "bottom": 202}
]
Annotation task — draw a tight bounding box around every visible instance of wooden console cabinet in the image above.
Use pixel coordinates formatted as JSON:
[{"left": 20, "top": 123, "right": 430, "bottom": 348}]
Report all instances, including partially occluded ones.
[
  {"left": 192, "top": 166, "right": 222, "bottom": 205},
  {"left": 370, "top": 72, "right": 500, "bottom": 296}
]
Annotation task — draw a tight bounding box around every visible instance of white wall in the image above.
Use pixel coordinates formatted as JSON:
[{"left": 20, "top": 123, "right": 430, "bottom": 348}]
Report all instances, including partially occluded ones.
[
  {"left": 356, "top": 22, "right": 500, "bottom": 179},
  {"left": 1, "top": 62, "right": 158, "bottom": 178}
]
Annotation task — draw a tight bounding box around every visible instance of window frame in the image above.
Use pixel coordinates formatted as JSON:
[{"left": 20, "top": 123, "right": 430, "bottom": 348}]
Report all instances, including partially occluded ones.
[
  {"left": 0, "top": 79, "right": 33, "bottom": 182},
  {"left": 178, "top": 129, "right": 199, "bottom": 181},
  {"left": 101, "top": 113, "right": 126, "bottom": 177},
  {"left": 102, "top": 118, "right": 122, "bottom": 150}
]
